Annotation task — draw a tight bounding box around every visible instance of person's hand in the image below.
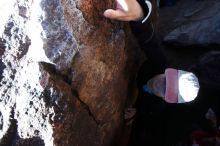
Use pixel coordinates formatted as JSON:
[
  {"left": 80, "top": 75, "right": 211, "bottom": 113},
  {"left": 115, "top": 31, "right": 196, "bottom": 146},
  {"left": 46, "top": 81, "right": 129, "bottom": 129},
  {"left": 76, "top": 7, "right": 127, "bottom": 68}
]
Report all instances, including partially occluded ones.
[
  {"left": 103, "top": 0, "right": 144, "bottom": 21},
  {"left": 124, "top": 108, "right": 136, "bottom": 125}
]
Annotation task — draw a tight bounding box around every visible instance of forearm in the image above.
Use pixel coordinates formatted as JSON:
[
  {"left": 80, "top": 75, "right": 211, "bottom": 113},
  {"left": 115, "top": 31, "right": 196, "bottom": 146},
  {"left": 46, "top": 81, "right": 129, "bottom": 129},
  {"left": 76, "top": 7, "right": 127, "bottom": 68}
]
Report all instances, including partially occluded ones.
[
  {"left": 130, "top": 0, "right": 168, "bottom": 70},
  {"left": 130, "top": 0, "right": 154, "bottom": 46}
]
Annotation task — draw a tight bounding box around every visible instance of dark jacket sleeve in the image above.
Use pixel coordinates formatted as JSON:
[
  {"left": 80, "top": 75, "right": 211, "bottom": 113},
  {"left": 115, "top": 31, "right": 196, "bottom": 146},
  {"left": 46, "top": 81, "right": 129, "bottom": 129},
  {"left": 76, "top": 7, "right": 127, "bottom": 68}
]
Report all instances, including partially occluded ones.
[{"left": 130, "top": 0, "right": 168, "bottom": 72}]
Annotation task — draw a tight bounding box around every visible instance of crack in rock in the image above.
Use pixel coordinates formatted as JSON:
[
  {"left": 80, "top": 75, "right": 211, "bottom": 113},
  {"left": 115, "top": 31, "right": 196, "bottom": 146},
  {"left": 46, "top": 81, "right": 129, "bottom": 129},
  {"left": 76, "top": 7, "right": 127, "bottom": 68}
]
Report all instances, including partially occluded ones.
[{"left": 39, "top": 61, "right": 100, "bottom": 125}]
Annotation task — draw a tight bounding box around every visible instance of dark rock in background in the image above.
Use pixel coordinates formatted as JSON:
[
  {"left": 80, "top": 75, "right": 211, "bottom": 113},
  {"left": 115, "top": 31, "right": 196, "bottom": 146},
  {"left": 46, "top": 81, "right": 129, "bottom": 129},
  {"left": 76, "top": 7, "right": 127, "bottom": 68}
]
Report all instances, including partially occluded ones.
[
  {"left": 163, "top": 0, "right": 220, "bottom": 47},
  {"left": 0, "top": 0, "right": 140, "bottom": 145}
]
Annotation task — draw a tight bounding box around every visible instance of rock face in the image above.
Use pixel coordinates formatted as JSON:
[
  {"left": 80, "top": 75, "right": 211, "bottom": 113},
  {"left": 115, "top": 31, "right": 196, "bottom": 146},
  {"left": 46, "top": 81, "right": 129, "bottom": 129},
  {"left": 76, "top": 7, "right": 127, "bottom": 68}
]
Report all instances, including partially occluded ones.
[
  {"left": 0, "top": 0, "right": 139, "bottom": 145},
  {"left": 163, "top": 0, "right": 220, "bottom": 47}
]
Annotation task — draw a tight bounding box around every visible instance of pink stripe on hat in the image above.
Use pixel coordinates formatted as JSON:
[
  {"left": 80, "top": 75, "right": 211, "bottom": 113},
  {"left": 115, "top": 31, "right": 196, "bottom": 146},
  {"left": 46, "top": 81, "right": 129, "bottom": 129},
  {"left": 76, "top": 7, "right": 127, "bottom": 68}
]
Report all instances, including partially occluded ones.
[{"left": 165, "top": 68, "right": 178, "bottom": 103}]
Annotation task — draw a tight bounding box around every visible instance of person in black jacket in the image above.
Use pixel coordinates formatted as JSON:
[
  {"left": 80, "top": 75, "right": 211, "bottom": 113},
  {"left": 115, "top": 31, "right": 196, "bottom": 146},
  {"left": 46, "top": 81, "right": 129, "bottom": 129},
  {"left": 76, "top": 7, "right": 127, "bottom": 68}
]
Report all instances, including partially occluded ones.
[{"left": 104, "top": 0, "right": 220, "bottom": 146}]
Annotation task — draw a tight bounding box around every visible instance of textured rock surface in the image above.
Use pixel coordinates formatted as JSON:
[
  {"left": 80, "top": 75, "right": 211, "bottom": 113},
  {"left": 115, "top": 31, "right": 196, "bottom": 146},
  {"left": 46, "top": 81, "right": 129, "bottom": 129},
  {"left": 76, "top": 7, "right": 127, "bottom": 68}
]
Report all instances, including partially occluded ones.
[
  {"left": 0, "top": 0, "right": 139, "bottom": 145},
  {"left": 163, "top": 0, "right": 220, "bottom": 47}
]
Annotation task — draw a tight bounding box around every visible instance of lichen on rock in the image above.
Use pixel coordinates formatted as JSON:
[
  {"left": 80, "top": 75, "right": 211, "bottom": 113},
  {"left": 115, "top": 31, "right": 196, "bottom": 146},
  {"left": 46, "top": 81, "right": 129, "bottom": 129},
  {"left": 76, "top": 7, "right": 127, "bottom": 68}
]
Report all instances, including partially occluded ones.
[{"left": 0, "top": 0, "right": 139, "bottom": 145}]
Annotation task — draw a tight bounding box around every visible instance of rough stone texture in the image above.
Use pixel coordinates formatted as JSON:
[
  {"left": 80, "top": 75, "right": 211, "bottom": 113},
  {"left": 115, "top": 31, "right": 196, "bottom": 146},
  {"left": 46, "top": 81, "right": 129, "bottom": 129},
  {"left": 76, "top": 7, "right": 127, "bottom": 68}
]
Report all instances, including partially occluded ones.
[
  {"left": 163, "top": 0, "right": 220, "bottom": 47},
  {"left": 0, "top": 1, "right": 54, "bottom": 145},
  {"left": 0, "top": 0, "right": 139, "bottom": 146}
]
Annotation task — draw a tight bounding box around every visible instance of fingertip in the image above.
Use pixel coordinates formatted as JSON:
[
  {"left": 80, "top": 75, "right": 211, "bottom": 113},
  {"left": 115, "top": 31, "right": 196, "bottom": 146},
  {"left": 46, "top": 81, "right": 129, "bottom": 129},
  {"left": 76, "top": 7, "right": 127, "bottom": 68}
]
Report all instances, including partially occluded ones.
[
  {"left": 104, "top": 9, "right": 125, "bottom": 20},
  {"left": 103, "top": 9, "right": 113, "bottom": 18}
]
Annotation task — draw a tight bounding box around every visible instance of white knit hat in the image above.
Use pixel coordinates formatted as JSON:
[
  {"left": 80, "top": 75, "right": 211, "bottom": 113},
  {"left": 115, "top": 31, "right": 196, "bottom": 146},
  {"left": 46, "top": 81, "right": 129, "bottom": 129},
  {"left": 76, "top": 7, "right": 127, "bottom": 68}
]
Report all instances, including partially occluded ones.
[
  {"left": 144, "top": 68, "right": 200, "bottom": 103},
  {"left": 165, "top": 68, "right": 200, "bottom": 103}
]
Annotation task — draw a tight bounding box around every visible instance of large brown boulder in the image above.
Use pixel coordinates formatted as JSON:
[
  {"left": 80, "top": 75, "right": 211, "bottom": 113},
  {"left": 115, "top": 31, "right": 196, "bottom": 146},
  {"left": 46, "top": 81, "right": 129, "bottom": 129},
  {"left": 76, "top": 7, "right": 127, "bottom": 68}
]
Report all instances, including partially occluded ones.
[{"left": 0, "top": 0, "right": 140, "bottom": 145}]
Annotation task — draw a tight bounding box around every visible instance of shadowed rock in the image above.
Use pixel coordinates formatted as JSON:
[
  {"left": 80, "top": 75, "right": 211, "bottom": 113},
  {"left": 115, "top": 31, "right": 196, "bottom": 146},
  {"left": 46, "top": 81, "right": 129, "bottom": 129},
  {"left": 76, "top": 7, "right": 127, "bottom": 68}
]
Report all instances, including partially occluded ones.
[{"left": 163, "top": 0, "right": 220, "bottom": 47}]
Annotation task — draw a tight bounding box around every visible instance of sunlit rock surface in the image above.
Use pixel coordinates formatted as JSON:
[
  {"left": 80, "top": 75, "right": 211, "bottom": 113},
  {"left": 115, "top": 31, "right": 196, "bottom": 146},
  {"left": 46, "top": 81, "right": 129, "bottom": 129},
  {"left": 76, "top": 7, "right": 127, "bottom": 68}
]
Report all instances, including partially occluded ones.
[
  {"left": 163, "top": 0, "right": 220, "bottom": 47},
  {"left": 0, "top": 0, "right": 138, "bottom": 145}
]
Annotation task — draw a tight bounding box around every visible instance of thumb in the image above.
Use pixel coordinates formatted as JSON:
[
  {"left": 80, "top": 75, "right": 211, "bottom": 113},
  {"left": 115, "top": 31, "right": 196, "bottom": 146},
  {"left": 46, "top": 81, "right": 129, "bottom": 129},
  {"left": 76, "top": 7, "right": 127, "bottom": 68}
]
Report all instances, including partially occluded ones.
[{"left": 103, "top": 9, "right": 125, "bottom": 20}]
